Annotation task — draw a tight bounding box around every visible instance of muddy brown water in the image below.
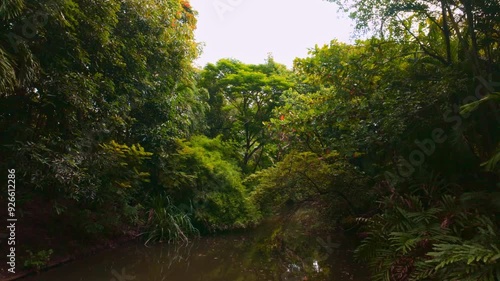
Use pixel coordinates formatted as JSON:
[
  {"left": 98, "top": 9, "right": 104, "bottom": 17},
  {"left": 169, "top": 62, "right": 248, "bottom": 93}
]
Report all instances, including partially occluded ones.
[{"left": 20, "top": 222, "right": 369, "bottom": 281}]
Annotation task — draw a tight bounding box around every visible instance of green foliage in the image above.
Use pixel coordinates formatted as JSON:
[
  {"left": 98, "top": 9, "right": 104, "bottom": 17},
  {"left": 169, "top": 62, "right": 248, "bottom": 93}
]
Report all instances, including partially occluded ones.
[
  {"left": 424, "top": 243, "right": 500, "bottom": 281},
  {"left": 143, "top": 195, "right": 198, "bottom": 245},
  {"left": 100, "top": 140, "right": 153, "bottom": 188},
  {"left": 165, "top": 135, "right": 261, "bottom": 232},
  {"left": 326, "top": 0, "right": 500, "bottom": 98},
  {"left": 356, "top": 186, "right": 500, "bottom": 281},
  {"left": 24, "top": 249, "right": 53, "bottom": 272},
  {"left": 0, "top": 0, "right": 202, "bottom": 242},
  {"left": 249, "top": 150, "right": 373, "bottom": 219},
  {"left": 1, "top": 4, "right": 499, "bottom": 281},
  {"left": 273, "top": 6, "right": 499, "bottom": 280},
  {"left": 277, "top": 39, "right": 461, "bottom": 169},
  {"left": 460, "top": 90, "right": 500, "bottom": 172},
  {"left": 199, "top": 58, "right": 294, "bottom": 173}
]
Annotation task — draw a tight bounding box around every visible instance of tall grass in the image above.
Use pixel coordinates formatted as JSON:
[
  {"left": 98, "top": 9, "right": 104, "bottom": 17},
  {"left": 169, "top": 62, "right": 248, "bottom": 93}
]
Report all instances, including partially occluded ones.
[{"left": 142, "top": 195, "right": 199, "bottom": 245}]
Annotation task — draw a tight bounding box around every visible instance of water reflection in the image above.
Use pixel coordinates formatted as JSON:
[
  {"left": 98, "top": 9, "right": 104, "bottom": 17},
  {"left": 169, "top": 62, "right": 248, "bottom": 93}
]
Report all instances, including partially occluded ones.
[{"left": 21, "top": 220, "right": 368, "bottom": 281}]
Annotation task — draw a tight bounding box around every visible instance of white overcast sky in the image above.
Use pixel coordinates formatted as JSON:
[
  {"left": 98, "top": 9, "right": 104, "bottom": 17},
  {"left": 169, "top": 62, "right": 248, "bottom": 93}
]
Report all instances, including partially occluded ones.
[{"left": 189, "top": 0, "right": 356, "bottom": 69}]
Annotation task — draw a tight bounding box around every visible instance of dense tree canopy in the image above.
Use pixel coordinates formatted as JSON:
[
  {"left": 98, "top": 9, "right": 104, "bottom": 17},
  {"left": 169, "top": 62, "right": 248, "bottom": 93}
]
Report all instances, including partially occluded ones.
[
  {"left": 0, "top": 0, "right": 499, "bottom": 280},
  {"left": 1, "top": 0, "right": 205, "bottom": 241},
  {"left": 199, "top": 57, "right": 294, "bottom": 172}
]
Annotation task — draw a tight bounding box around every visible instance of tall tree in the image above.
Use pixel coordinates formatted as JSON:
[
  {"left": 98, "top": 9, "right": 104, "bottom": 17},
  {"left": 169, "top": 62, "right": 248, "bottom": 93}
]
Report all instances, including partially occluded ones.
[
  {"left": 200, "top": 58, "right": 293, "bottom": 172},
  {"left": 0, "top": 0, "right": 202, "bottom": 238},
  {"left": 327, "top": 0, "right": 500, "bottom": 73}
]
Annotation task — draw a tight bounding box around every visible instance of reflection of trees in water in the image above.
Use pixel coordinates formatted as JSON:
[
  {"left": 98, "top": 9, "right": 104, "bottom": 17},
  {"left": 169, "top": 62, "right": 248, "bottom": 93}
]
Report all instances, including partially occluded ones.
[
  {"left": 196, "top": 236, "right": 273, "bottom": 281},
  {"left": 267, "top": 211, "right": 341, "bottom": 281},
  {"left": 116, "top": 240, "right": 197, "bottom": 280},
  {"left": 275, "top": 240, "right": 331, "bottom": 281},
  {"left": 106, "top": 219, "right": 359, "bottom": 281}
]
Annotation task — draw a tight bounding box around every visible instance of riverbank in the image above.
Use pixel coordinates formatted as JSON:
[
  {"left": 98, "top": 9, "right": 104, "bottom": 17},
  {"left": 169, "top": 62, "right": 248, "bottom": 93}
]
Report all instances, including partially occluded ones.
[
  {"left": 0, "top": 197, "right": 139, "bottom": 281},
  {"left": 0, "top": 232, "right": 138, "bottom": 281}
]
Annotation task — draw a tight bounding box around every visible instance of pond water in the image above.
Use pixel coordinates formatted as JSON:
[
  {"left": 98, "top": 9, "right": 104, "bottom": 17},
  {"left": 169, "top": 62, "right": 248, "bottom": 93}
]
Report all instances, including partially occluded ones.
[{"left": 21, "top": 220, "right": 369, "bottom": 281}]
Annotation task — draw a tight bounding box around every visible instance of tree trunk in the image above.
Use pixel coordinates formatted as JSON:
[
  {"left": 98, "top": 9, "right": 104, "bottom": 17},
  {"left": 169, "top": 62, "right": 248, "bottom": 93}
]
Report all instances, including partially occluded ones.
[{"left": 441, "top": 0, "right": 452, "bottom": 64}]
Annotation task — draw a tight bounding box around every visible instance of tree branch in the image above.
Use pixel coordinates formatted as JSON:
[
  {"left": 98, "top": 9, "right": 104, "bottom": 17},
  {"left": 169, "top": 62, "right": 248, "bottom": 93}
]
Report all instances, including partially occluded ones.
[{"left": 398, "top": 16, "right": 449, "bottom": 66}]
